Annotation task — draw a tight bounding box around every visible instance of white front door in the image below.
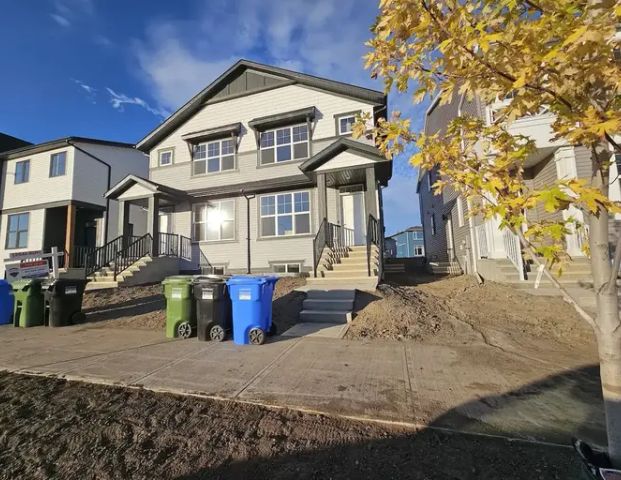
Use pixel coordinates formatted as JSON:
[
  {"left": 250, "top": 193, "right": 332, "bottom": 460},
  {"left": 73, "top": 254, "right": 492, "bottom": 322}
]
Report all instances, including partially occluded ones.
[{"left": 340, "top": 191, "right": 366, "bottom": 246}]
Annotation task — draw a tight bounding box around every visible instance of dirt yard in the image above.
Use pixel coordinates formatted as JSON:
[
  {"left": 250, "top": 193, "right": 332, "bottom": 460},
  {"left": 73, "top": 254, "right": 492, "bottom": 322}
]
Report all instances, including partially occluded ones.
[
  {"left": 347, "top": 273, "right": 594, "bottom": 351},
  {"left": 82, "top": 277, "right": 306, "bottom": 334},
  {"left": 0, "top": 372, "right": 580, "bottom": 480}
]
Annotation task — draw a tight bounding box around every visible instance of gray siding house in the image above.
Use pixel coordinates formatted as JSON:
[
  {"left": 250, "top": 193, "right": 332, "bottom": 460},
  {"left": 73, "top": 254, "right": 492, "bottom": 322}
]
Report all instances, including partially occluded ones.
[{"left": 102, "top": 60, "right": 391, "bottom": 288}]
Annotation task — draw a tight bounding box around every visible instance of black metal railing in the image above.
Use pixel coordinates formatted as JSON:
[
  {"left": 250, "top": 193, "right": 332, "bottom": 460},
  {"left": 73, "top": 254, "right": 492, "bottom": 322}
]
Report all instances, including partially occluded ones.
[
  {"left": 312, "top": 219, "right": 350, "bottom": 277},
  {"left": 114, "top": 234, "right": 153, "bottom": 280},
  {"left": 158, "top": 232, "right": 179, "bottom": 257},
  {"left": 84, "top": 235, "right": 125, "bottom": 277},
  {"left": 180, "top": 235, "right": 192, "bottom": 261},
  {"left": 367, "top": 214, "right": 380, "bottom": 277},
  {"left": 71, "top": 246, "right": 96, "bottom": 268}
]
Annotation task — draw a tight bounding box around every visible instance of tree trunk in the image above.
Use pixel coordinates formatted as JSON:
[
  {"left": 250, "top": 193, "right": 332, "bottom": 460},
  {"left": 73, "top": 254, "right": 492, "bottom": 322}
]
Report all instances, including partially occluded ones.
[{"left": 588, "top": 152, "right": 621, "bottom": 467}]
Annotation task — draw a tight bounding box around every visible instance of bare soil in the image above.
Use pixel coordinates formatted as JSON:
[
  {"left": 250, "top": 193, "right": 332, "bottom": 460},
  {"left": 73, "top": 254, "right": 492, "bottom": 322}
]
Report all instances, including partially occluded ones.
[
  {"left": 347, "top": 273, "right": 593, "bottom": 349},
  {"left": 0, "top": 372, "right": 580, "bottom": 480}
]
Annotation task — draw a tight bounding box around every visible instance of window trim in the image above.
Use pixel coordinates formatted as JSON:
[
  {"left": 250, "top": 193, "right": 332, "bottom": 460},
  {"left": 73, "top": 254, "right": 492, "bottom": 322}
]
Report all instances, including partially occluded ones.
[
  {"left": 191, "top": 137, "right": 237, "bottom": 176},
  {"left": 427, "top": 170, "right": 433, "bottom": 191},
  {"left": 14, "top": 159, "right": 30, "bottom": 184},
  {"left": 259, "top": 190, "right": 312, "bottom": 238},
  {"left": 49, "top": 151, "right": 67, "bottom": 178},
  {"left": 414, "top": 245, "right": 424, "bottom": 257},
  {"left": 334, "top": 110, "right": 361, "bottom": 136},
  {"left": 157, "top": 147, "right": 174, "bottom": 167},
  {"left": 272, "top": 262, "right": 302, "bottom": 274},
  {"left": 430, "top": 213, "right": 436, "bottom": 236},
  {"left": 259, "top": 123, "right": 310, "bottom": 166},
  {"left": 192, "top": 199, "right": 237, "bottom": 243},
  {"left": 5, "top": 212, "right": 29, "bottom": 249},
  {"left": 456, "top": 197, "right": 465, "bottom": 227}
]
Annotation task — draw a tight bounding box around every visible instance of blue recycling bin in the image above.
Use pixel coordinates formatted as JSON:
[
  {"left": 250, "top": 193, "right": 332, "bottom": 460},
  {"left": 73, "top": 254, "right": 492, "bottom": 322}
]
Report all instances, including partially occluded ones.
[
  {"left": 227, "top": 276, "right": 277, "bottom": 345},
  {"left": 0, "top": 280, "right": 14, "bottom": 325}
]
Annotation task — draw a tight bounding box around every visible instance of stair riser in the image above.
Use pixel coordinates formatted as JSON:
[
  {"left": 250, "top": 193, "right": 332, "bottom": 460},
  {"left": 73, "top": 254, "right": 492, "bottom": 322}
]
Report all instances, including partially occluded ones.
[
  {"left": 305, "top": 290, "right": 356, "bottom": 301},
  {"left": 300, "top": 311, "right": 351, "bottom": 323},
  {"left": 303, "top": 299, "right": 354, "bottom": 311}
]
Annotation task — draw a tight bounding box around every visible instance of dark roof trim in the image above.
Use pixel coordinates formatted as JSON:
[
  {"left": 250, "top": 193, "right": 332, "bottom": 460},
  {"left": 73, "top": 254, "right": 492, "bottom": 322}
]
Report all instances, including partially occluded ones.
[
  {"left": 136, "top": 59, "right": 386, "bottom": 152},
  {"left": 1, "top": 199, "right": 105, "bottom": 216},
  {"left": 0, "top": 133, "right": 31, "bottom": 154},
  {"left": 0, "top": 136, "right": 135, "bottom": 160},
  {"left": 181, "top": 122, "right": 242, "bottom": 143},
  {"left": 187, "top": 174, "right": 314, "bottom": 199},
  {"left": 105, "top": 174, "right": 188, "bottom": 200},
  {"left": 248, "top": 107, "right": 316, "bottom": 132},
  {"left": 299, "top": 137, "right": 388, "bottom": 172}
]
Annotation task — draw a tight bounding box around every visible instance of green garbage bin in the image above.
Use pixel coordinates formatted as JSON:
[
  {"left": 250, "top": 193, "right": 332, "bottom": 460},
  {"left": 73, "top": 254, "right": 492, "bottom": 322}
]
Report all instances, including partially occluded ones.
[
  {"left": 162, "top": 276, "right": 195, "bottom": 339},
  {"left": 12, "top": 279, "right": 45, "bottom": 328}
]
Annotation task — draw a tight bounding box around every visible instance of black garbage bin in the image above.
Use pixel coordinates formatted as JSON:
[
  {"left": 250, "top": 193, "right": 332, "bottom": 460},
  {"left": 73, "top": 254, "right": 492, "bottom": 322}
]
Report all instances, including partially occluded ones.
[
  {"left": 193, "top": 276, "right": 232, "bottom": 341},
  {"left": 44, "top": 278, "right": 89, "bottom": 327}
]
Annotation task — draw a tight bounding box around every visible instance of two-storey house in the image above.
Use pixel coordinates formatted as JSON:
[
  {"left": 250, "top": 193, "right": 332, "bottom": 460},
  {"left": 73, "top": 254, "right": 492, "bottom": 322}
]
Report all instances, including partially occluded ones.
[
  {"left": 103, "top": 60, "right": 391, "bottom": 289},
  {"left": 0, "top": 137, "right": 148, "bottom": 274}
]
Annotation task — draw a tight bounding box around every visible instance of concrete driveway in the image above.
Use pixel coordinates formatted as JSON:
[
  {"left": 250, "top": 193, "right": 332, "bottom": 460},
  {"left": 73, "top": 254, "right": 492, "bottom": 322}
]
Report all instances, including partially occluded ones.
[{"left": 0, "top": 323, "right": 605, "bottom": 446}]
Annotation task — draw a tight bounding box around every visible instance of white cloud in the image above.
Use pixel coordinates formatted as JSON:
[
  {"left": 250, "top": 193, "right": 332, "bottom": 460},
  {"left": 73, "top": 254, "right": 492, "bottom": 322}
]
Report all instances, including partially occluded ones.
[
  {"left": 50, "top": 14, "right": 70, "bottom": 27},
  {"left": 50, "top": 0, "right": 94, "bottom": 27},
  {"left": 93, "top": 34, "right": 113, "bottom": 47},
  {"left": 106, "top": 88, "right": 169, "bottom": 118},
  {"left": 73, "top": 79, "right": 95, "bottom": 94}
]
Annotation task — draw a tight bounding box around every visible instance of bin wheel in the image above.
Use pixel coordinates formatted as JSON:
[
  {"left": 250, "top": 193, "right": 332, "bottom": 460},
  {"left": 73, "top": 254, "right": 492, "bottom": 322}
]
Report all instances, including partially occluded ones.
[
  {"left": 71, "top": 312, "right": 86, "bottom": 324},
  {"left": 248, "top": 328, "right": 266, "bottom": 345},
  {"left": 209, "top": 324, "right": 226, "bottom": 342},
  {"left": 177, "top": 321, "right": 193, "bottom": 339}
]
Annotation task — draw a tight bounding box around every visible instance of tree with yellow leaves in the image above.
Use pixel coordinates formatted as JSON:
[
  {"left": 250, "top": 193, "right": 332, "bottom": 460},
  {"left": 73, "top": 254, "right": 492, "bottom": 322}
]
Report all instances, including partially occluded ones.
[{"left": 359, "top": 0, "right": 621, "bottom": 467}]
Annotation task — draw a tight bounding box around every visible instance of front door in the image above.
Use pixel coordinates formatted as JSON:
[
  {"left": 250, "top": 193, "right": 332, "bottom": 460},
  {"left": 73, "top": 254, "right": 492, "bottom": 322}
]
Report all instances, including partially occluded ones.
[
  {"left": 158, "top": 210, "right": 174, "bottom": 256},
  {"left": 340, "top": 190, "right": 366, "bottom": 246}
]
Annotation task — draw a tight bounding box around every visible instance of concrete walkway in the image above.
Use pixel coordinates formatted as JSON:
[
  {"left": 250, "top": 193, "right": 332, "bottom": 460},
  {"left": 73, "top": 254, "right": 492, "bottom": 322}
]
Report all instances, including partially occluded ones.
[{"left": 0, "top": 323, "right": 605, "bottom": 446}]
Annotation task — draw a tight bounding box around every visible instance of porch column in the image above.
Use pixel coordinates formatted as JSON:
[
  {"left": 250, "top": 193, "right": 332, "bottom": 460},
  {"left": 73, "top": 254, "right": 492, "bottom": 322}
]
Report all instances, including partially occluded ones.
[
  {"left": 65, "top": 203, "right": 76, "bottom": 266},
  {"left": 317, "top": 173, "right": 328, "bottom": 222},
  {"left": 364, "top": 167, "right": 378, "bottom": 219},
  {"left": 147, "top": 195, "right": 160, "bottom": 256},
  {"left": 117, "top": 200, "right": 131, "bottom": 238},
  {"left": 555, "top": 146, "right": 586, "bottom": 256}
]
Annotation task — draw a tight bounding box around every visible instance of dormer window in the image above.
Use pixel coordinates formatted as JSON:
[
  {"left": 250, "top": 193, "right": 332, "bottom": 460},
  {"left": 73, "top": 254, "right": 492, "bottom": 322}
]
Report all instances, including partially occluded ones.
[{"left": 259, "top": 124, "right": 309, "bottom": 165}]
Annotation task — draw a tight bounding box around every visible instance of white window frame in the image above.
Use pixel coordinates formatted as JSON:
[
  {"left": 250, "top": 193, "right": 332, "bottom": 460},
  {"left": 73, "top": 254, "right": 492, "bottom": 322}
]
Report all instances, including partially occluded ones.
[
  {"left": 259, "top": 123, "right": 309, "bottom": 165},
  {"left": 259, "top": 191, "right": 311, "bottom": 238},
  {"left": 211, "top": 265, "right": 226, "bottom": 275},
  {"left": 158, "top": 148, "right": 174, "bottom": 167},
  {"left": 192, "top": 138, "right": 236, "bottom": 175},
  {"left": 6, "top": 212, "right": 29, "bottom": 249},
  {"left": 430, "top": 213, "right": 436, "bottom": 236},
  {"left": 272, "top": 263, "right": 302, "bottom": 274},
  {"left": 337, "top": 114, "right": 356, "bottom": 135},
  {"left": 50, "top": 151, "right": 66, "bottom": 177},
  {"left": 414, "top": 245, "right": 424, "bottom": 256},
  {"left": 192, "top": 199, "right": 236, "bottom": 242},
  {"left": 457, "top": 197, "right": 465, "bottom": 227},
  {"left": 15, "top": 159, "right": 30, "bottom": 184}
]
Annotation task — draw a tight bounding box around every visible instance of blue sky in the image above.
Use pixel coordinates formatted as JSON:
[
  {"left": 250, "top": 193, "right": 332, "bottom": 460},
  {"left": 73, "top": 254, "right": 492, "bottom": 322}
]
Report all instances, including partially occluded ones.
[{"left": 0, "top": 0, "right": 425, "bottom": 234}]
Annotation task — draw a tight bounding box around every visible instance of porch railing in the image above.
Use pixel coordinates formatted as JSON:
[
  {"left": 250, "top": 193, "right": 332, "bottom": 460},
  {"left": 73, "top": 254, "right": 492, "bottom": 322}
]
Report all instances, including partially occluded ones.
[
  {"left": 503, "top": 229, "right": 525, "bottom": 281},
  {"left": 342, "top": 227, "right": 355, "bottom": 247},
  {"left": 476, "top": 224, "right": 489, "bottom": 259},
  {"left": 366, "top": 214, "right": 381, "bottom": 277},
  {"left": 158, "top": 232, "right": 179, "bottom": 257},
  {"left": 180, "top": 235, "right": 192, "bottom": 261},
  {"left": 114, "top": 234, "right": 153, "bottom": 280},
  {"left": 71, "top": 246, "right": 96, "bottom": 269},
  {"left": 84, "top": 235, "right": 125, "bottom": 277},
  {"left": 313, "top": 219, "right": 351, "bottom": 277}
]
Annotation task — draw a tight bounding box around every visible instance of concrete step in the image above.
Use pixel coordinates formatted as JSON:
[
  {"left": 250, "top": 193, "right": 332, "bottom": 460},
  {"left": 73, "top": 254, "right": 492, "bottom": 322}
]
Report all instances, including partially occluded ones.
[
  {"left": 303, "top": 298, "right": 354, "bottom": 311},
  {"left": 304, "top": 289, "right": 356, "bottom": 301},
  {"left": 306, "top": 277, "right": 378, "bottom": 291},
  {"left": 300, "top": 309, "right": 351, "bottom": 323},
  {"left": 85, "top": 281, "right": 118, "bottom": 291},
  {"left": 321, "top": 269, "right": 377, "bottom": 278}
]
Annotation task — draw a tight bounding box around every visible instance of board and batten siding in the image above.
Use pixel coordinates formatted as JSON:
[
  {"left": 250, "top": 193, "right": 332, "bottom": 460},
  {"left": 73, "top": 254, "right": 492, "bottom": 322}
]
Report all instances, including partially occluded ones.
[{"left": 148, "top": 84, "right": 376, "bottom": 190}]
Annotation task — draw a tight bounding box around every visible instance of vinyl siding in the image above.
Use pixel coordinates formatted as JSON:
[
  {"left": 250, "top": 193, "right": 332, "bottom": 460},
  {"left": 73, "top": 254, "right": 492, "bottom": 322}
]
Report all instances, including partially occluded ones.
[
  {"left": 419, "top": 169, "right": 449, "bottom": 262},
  {"left": 528, "top": 155, "right": 563, "bottom": 224},
  {"left": 148, "top": 84, "right": 376, "bottom": 190}
]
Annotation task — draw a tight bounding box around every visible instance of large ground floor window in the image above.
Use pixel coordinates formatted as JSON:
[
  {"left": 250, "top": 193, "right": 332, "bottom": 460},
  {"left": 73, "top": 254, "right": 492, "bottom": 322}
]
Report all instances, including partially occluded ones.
[
  {"left": 193, "top": 200, "right": 235, "bottom": 242},
  {"left": 6, "top": 212, "right": 29, "bottom": 249},
  {"left": 260, "top": 191, "right": 310, "bottom": 237}
]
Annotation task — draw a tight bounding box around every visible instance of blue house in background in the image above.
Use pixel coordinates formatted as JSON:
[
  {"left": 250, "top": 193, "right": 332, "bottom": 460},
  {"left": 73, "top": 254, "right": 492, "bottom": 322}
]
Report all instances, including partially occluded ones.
[{"left": 386, "top": 226, "right": 425, "bottom": 258}]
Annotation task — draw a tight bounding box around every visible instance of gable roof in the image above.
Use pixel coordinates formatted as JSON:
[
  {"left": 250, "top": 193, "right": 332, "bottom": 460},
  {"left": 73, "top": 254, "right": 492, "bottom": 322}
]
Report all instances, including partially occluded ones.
[
  {"left": 0, "top": 133, "right": 31, "bottom": 153},
  {"left": 105, "top": 174, "right": 188, "bottom": 200},
  {"left": 0, "top": 136, "right": 134, "bottom": 160},
  {"left": 388, "top": 226, "right": 423, "bottom": 238},
  {"left": 136, "top": 59, "right": 387, "bottom": 152}
]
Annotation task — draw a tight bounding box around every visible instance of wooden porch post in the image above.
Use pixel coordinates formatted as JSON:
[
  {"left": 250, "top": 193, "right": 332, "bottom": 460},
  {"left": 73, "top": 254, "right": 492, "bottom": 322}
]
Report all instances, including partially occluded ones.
[
  {"left": 317, "top": 173, "right": 328, "bottom": 222},
  {"left": 65, "top": 203, "right": 76, "bottom": 267}
]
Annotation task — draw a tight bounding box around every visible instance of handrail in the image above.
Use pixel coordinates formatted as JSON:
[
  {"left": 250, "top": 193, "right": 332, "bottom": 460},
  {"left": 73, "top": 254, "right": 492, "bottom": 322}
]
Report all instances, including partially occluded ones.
[
  {"left": 366, "top": 214, "right": 380, "bottom": 277},
  {"left": 312, "top": 218, "right": 328, "bottom": 277},
  {"left": 502, "top": 229, "right": 525, "bottom": 281},
  {"left": 179, "top": 235, "right": 192, "bottom": 261},
  {"left": 158, "top": 232, "right": 179, "bottom": 257},
  {"left": 84, "top": 235, "right": 124, "bottom": 277},
  {"left": 114, "top": 234, "right": 153, "bottom": 280}
]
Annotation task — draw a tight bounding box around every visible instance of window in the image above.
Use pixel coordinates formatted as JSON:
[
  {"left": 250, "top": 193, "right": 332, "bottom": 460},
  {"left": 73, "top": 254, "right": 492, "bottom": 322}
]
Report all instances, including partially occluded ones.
[
  {"left": 338, "top": 115, "right": 356, "bottom": 135},
  {"left": 430, "top": 213, "right": 436, "bottom": 235},
  {"left": 272, "top": 263, "right": 301, "bottom": 274},
  {"left": 50, "top": 152, "right": 66, "bottom": 177},
  {"left": 158, "top": 149, "right": 173, "bottom": 167},
  {"left": 6, "top": 213, "right": 29, "bottom": 249},
  {"left": 192, "top": 138, "right": 235, "bottom": 175},
  {"left": 457, "top": 197, "right": 465, "bottom": 227},
  {"left": 192, "top": 200, "right": 235, "bottom": 242},
  {"left": 211, "top": 266, "right": 226, "bottom": 275},
  {"left": 427, "top": 170, "right": 433, "bottom": 191},
  {"left": 414, "top": 245, "right": 424, "bottom": 256},
  {"left": 14, "top": 160, "right": 30, "bottom": 184},
  {"left": 260, "top": 191, "right": 310, "bottom": 237},
  {"left": 259, "top": 124, "right": 309, "bottom": 165}
]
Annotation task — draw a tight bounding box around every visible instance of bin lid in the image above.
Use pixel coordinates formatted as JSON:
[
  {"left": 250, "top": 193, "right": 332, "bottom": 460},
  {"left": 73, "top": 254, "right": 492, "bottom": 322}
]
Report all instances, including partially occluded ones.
[
  {"left": 226, "top": 275, "right": 267, "bottom": 286},
  {"left": 162, "top": 275, "right": 194, "bottom": 285},
  {"left": 193, "top": 274, "right": 229, "bottom": 284},
  {"left": 11, "top": 278, "right": 43, "bottom": 290}
]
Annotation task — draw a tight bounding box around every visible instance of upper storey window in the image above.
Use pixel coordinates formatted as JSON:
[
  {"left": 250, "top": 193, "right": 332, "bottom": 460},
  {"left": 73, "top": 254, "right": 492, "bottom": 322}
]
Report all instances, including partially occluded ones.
[
  {"left": 259, "top": 124, "right": 309, "bottom": 165},
  {"left": 337, "top": 115, "right": 356, "bottom": 135},
  {"left": 192, "top": 138, "right": 236, "bottom": 175},
  {"left": 50, "top": 152, "right": 66, "bottom": 177}
]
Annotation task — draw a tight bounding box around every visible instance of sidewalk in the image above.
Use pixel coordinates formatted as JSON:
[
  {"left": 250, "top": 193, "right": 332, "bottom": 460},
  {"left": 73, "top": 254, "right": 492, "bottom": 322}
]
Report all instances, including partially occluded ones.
[{"left": 0, "top": 323, "right": 605, "bottom": 446}]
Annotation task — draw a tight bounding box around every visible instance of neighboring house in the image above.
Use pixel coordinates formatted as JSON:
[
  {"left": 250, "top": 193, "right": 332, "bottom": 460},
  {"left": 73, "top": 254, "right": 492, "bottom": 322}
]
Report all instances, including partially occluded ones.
[
  {"left": 104, "top": 60, "right": 391, "bottom": 288},
  {"left": 418, "top": 91, "right": 602, "bottom": 283},
  {"left": 386, "top": 226, "right": 424, "bottom": 258},
  {"left": 0, "top": 132, "right": 31, "bottom": 152},
  {"left": 0, "top": 137, "right": 148, "bottom": 274}
]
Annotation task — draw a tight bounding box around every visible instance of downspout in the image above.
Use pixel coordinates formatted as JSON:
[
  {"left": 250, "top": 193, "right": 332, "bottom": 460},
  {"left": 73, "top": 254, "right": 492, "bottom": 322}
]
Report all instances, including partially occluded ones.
[
  {"left": 66, "top": 140, "right": 112, "bottom": 245},
  {"left": 241, "top": 190, "right": 255, "bottom": 274},
  {"left": 456, "top": 93, "right": 479, "bottom": 275}
]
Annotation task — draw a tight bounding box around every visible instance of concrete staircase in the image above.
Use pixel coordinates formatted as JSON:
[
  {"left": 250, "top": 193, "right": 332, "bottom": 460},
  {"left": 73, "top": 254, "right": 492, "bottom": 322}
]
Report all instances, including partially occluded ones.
[
  {"left": 306, "top": 245, "right": 379, "bottom": 291},
  {"left": 427, "top": 261, "right": 463, "bottom": 275},
  {"left": 86, "top": 256, "right": 155, "bottom": 290},
  {"left": 489, "top": 257, "right": 594, "bottom": 290},
  {"left": 300, "top": 289, "right": 355, "bottom": 324}
]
